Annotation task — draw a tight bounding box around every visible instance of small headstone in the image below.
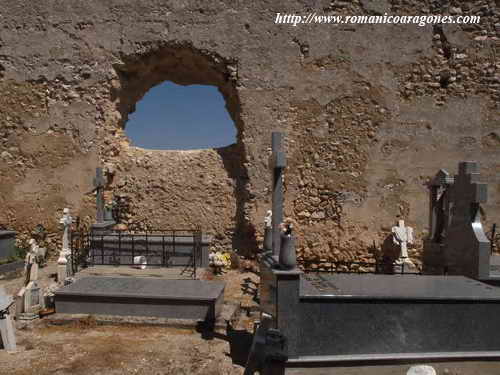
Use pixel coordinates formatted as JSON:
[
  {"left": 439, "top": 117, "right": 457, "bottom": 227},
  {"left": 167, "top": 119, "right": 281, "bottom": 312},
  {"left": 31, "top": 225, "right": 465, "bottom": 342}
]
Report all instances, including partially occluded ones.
[
  {"left": 17, "top": 281, "right": 43, "bottom": 320},
  {"left": 406, "top": 365, "right": 436, "bottom": 375}
]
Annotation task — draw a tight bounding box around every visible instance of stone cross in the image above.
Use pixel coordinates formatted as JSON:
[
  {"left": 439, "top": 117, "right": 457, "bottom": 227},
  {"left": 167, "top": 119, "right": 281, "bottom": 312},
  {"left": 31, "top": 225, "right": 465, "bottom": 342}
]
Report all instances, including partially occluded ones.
[
  {"left": 269, "top": 132, "right": 286, "bottom": 256},
  {"left": 93, "top": 167, "right": 105, "bottom": 223},
  {"left": 444, "top": 161, "right": 490, "bottom": 279},
  {"left": 392, "top": 220, "right": 414, "bottom": 260}
]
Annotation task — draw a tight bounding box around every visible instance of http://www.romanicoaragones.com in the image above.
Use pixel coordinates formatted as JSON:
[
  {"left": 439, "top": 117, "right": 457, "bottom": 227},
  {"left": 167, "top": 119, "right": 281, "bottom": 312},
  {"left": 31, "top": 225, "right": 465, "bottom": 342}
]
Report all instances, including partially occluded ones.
[{"left": 274, "top": 13, "right": 480, "bottom": 27}]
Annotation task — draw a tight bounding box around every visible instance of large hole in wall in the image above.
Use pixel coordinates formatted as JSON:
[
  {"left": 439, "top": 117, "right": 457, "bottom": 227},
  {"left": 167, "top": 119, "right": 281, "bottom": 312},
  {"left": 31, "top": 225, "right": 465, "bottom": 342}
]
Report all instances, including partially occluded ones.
[
  {"left": 125, "top": 81, "right": 237, "bottom": 150},
  {"left": 109, "top": 45, "right": 257, "bottom": 252}
]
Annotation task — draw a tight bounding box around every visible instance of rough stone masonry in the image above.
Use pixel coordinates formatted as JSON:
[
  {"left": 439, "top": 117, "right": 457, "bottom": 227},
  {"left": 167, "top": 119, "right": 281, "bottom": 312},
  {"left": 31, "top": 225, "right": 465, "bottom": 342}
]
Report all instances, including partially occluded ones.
[{"left": 0, "top": 0, "right": 498, "bottom": 262}]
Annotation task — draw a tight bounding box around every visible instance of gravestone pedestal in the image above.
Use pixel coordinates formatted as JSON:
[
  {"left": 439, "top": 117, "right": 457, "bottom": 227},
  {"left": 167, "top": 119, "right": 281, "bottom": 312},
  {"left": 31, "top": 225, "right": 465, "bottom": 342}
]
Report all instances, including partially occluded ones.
[{"left": 16, "top": 281, "right": 43, "bottom": 320}]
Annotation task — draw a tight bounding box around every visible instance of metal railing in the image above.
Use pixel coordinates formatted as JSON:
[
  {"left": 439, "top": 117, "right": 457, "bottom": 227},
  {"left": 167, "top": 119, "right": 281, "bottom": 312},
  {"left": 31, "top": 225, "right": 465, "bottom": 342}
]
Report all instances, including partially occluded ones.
[{"left": 70, "top": 228, "right": 202, "bottom": 277}]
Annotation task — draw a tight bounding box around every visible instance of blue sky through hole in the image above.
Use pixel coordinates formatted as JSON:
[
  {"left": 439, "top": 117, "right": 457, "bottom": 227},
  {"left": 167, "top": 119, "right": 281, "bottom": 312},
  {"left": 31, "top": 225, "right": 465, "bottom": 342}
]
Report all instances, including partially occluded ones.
[{"left": 125, "top": 81, "right": 237, "bottom": 150}]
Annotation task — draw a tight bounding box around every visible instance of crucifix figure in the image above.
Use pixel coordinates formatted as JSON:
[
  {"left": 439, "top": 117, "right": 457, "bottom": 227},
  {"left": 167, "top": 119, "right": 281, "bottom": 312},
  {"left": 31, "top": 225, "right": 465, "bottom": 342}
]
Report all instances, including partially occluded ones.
[
  {"left": 269, "top": 132, "right": 286, "bottom": 256},
  {"left": 93, "top": 167, "right": 106, "bottom": 223},
  {"left": 392, "top": 220, "right": 414, "bottom": 261}
]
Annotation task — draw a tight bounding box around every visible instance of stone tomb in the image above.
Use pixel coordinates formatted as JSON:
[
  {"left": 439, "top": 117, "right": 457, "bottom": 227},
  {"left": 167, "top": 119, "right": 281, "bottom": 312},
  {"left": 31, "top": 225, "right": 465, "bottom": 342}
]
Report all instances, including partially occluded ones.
[
  {"left": 55, "top": 276, "right": 225, "bottom": 322},
  {"left": 258, "top": 254, "right": 500, "bottom": 366},
  {"left": 247, "top": 137, "right": 500, "bottom": 373}
]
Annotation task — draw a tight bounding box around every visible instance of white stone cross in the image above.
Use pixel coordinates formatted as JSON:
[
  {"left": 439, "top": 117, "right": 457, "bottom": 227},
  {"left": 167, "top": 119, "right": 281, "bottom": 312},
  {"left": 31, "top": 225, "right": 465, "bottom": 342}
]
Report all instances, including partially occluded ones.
[{"left": 392, "top": 219, "right": 414, "bottom": 259}]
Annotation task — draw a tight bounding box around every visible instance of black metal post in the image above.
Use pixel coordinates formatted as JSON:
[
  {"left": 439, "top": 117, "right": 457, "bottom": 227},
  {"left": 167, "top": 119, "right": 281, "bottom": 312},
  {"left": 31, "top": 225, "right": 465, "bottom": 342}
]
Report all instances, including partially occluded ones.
[{"left": 492, "top": 223, "right": 497, "bottom": 255}]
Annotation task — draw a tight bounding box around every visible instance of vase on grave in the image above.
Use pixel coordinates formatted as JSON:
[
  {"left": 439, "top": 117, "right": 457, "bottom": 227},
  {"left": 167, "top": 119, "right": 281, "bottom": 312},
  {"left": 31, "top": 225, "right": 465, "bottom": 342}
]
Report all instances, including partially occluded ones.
[
  {"left": 279, "top": 232, "right": 296, "bottom": 269},
  {"left": 104, "top": 207, "right": 114, "bottom": 222}
]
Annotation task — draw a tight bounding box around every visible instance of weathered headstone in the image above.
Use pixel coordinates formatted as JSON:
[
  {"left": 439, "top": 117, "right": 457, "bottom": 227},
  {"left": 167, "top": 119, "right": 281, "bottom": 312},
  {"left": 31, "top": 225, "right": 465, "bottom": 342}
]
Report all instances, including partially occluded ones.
[
  {"left": 0, "top": 287, "right": 16, "bottom": 352},
  {"left": 263, "top": 210, "right": 272, "bottom": 251},
  {"left": 444, "top": 161, "right": 490, "bottom": 279},
  {"left": 269, "top": 132, "right": 286, "bottom": 256},
  {"left": 93, "top": 167, "right": 106, "bottom": 223},
  {"left": 58, "top": 208, "right": 73, "bottom": 284},
  {"left": 22, "top": 281, "right": 43, "bottom": 318}
]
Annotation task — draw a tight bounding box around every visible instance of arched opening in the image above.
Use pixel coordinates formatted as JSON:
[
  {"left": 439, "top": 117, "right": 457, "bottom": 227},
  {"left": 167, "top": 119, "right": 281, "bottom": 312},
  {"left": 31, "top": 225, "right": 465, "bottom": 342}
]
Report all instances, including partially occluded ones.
[
  {"left": 105, "top": 45, "right": 257, "bottom": 253},
  {"left": 125, "top": 81, "right": 237, "bottom": 150}
]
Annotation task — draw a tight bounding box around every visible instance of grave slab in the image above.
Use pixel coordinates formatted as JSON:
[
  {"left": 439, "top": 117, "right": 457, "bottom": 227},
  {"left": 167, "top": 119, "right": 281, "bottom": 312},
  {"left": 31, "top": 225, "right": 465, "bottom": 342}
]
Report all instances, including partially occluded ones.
[
  {"left": 55, "top": 277, "right": 225, "bottom": 321},
  {"left": 259, "top": 254, "right": 500, "bottom": 365}
]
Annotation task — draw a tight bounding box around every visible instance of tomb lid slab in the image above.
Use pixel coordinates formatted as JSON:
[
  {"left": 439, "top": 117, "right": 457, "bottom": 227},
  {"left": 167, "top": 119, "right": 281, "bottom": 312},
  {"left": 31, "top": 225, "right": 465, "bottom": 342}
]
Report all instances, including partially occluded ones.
[
  {"left": 55, "top": 277, "right": 225, "bottom": 301},
  {"left": 300, "top": 274, "right": 500, "bottom": 301}
]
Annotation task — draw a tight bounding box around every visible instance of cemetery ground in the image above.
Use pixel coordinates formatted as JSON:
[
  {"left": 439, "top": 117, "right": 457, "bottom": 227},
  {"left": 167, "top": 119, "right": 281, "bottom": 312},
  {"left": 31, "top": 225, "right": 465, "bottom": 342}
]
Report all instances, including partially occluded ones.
[
  {"left": 2, "top": 261, "right": 500, "bottom": 374},
  {"left": 0, "top": 261, "right": 258, "bottom": 375}
]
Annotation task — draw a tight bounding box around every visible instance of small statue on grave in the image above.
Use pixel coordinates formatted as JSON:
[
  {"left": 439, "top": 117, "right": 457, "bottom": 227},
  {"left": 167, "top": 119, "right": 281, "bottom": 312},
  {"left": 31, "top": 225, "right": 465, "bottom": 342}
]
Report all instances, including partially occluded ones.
[
  {"left": 263, "top": 210, "right": 273, "bottom": 251},
  {"left": 24, "top": 239, "right": 39, "bottom": 286},
  {"left": 392, "top": 220, "right": 415, "bottom": 271},
  {"left": 58, "top": 208, "right": 73, "bottom": 284}
]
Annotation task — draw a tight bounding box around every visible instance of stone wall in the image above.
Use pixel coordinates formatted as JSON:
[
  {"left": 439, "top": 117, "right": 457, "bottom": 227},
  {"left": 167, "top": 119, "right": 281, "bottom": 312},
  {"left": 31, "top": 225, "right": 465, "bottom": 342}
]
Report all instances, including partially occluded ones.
[{"left": 0, "top": 0, "right": 498, "bottom": 260}]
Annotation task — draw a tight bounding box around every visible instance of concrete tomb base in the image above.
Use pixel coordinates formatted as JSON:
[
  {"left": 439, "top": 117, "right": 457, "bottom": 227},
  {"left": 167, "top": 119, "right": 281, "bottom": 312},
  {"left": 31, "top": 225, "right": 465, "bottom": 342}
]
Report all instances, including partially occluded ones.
[
  {"left": 259, "top": 253, "right": 500, "bottom": 365},
  {"left": 55, "top": 277, "right": 225, "bottom": 322}
]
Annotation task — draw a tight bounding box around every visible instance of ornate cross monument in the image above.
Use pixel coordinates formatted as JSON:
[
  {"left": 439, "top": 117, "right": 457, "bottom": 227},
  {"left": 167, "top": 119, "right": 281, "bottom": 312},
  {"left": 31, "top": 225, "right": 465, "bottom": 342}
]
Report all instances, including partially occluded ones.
[
  {"left": 444, "top": 161, "right": 490, "bottom": 279},
  {"left": 269, "top": 132, "right": 286, "bottom": 256},
  {"left": 93, "top": 167, "right": 106, "bottom": 223}
]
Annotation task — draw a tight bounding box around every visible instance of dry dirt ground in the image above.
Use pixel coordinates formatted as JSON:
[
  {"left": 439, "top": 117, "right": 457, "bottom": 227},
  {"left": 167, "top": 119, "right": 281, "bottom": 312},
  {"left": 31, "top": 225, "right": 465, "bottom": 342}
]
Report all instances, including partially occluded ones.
[
  {"left": 3, "top": 263, "right": 500, "bottom": 375},
  {"left": 0, "top": 263, "right": 259, "bottom": 375}
]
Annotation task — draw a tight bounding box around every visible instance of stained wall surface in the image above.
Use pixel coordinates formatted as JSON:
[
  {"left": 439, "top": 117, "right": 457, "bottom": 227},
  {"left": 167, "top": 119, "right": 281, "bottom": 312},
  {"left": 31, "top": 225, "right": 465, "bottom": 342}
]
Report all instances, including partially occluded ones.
[{"left": 0, "top": 0, "right": 498, "bottom": 260}]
